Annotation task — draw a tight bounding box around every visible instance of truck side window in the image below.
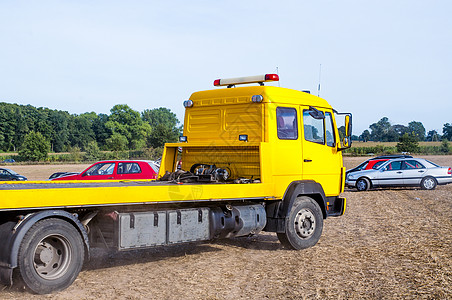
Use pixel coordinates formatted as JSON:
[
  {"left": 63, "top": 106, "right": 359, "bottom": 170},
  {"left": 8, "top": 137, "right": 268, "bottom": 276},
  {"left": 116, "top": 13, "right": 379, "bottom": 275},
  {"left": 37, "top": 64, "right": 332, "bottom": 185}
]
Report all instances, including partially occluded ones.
[
  {"left": 277, "top": 107, "right": 298, "bottom": 140},
  {"left": 325, "top": 112, "right": 335, "bottom": 147},
  {"left": 303, "top": 110, "right": 324, "bottom": 144}
]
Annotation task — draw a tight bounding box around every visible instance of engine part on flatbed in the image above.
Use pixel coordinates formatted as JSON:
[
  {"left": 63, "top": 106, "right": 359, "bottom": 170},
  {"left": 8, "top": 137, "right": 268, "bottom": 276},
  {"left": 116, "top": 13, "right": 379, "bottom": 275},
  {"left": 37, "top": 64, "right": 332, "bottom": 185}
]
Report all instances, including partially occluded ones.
[{"left": 190, "top": 164, "right": 230, "bottom": 182}]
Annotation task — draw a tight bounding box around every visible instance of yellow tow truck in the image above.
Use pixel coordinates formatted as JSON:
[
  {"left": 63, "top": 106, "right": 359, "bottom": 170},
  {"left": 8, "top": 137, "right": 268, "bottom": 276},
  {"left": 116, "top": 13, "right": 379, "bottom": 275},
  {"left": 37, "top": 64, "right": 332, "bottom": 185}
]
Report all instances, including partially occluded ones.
[{"left": 0, "top": 74, "right": 351, "bottom": 294}]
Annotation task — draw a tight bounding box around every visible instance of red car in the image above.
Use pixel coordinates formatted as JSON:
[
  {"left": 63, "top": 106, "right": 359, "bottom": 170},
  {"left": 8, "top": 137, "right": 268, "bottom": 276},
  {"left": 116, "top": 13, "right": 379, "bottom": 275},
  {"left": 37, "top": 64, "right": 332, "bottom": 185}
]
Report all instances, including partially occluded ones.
[{"left": 52, "top": 160, "right": 159, "bottom": 181}]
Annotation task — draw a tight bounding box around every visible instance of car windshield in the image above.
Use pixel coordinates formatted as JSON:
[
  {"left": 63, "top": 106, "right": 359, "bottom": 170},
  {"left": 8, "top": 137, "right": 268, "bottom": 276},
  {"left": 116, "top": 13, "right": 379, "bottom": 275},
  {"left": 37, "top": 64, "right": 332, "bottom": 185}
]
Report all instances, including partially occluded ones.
[
  {"left": 5, "top": 169, "right": 18, "bottom": 175},
  {"left": 372, "top": 161, "right": 386, "bottom": 169}
]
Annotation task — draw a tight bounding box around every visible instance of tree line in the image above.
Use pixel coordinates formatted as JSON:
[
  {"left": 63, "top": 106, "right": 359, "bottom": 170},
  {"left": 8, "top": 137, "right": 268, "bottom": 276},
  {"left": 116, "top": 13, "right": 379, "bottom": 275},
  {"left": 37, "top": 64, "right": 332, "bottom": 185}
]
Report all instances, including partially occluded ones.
[
  {"left": 356, "top": 117, "right": 452, "bottom": 142},
  {"left": 0, "top": 102, "right": 181, "bottom": 154}
]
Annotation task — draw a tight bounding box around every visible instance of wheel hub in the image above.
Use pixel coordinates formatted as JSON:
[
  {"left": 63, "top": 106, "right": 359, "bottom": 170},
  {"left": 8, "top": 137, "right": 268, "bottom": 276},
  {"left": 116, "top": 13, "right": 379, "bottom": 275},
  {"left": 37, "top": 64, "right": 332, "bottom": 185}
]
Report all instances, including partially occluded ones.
[
  {"left": 424, "top": 178, "right": 434, "bottom": 189},
  {"left": 36, "top": 242, "right": 54, "bottom": 265},
  {"left": 33, "top": 235, "right": 71, "bottom": 280},
  {"left": 294, "top": 209, "right": 316, "bottom": 239},
  {"left": 357, "top": 180, "right": 366, "bottom": 190}
]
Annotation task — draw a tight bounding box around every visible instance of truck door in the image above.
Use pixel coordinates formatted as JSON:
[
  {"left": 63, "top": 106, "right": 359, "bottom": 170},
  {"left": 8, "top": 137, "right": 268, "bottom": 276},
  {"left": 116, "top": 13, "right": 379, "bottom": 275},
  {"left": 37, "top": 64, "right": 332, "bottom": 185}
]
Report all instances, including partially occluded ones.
[{"left": 301, "top": 107, "right": 342, "bottom": 196}]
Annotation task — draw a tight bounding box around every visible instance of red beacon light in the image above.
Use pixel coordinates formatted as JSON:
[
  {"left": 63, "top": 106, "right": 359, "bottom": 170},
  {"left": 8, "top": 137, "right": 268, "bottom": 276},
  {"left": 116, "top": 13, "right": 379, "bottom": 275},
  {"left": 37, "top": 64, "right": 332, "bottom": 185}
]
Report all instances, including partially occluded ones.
[{"left": 213, "top": 74, "right": 279, "bottom": 87}]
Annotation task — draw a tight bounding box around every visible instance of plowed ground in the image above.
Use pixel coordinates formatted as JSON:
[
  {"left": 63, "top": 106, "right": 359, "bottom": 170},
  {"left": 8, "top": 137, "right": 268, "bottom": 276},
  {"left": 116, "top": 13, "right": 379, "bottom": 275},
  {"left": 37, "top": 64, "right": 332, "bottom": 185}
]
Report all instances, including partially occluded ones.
[{"left": 1, "top": 156, "right": 451, "bottom": 299}]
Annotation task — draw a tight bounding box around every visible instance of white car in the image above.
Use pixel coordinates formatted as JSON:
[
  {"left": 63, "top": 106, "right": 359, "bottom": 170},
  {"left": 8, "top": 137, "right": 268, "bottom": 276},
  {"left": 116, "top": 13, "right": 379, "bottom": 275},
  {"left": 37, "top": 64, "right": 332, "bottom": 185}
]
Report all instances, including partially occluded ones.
[{"left": 346, "top": 158, "right": 452, "bottom": 191}]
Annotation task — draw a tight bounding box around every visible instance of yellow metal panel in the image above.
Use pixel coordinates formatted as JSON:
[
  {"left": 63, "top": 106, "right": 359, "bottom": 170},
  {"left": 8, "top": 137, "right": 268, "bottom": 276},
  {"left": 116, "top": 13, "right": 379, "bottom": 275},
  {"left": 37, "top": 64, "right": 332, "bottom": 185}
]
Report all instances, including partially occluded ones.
[
  {"left": 0, "top": 182, "right": 277, "bottom": 211},
  {"left": 185, "top": 102, "right": 263, "bottom": 143}
]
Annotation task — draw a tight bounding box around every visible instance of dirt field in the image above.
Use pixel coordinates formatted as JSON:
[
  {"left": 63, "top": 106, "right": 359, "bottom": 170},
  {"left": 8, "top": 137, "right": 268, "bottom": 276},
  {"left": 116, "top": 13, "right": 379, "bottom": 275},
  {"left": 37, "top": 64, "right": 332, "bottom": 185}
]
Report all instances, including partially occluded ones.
[{"left": 1, "top": 156, "right": 451, "bottom": 299}]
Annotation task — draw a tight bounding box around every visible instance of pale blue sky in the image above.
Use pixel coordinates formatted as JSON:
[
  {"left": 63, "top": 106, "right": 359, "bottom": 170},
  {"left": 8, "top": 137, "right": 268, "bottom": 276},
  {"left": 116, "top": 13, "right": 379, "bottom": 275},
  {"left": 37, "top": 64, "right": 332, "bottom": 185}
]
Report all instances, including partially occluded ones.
[{"left": 0, "top": 0, "right": 450, "bottom": 135}]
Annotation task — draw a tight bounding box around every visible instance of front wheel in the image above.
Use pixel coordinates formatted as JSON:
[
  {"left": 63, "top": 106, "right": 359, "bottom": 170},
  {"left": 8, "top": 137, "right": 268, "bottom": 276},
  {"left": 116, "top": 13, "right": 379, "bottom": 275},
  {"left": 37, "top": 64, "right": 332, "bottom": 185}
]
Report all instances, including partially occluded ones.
[
  {"left": 17, "top": 218, "right": 85, "bottom": 294},
  {"left": 277, "top": 196, "right": 324, "bottom": 250},
  {"left": 356, "top": 177, "right": 370, "bottom": 191}
]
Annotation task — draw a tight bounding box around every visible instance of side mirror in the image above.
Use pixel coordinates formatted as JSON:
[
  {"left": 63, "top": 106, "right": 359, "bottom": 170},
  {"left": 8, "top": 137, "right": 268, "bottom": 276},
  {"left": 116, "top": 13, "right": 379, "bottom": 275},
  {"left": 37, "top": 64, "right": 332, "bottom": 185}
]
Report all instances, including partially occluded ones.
[
  {"left": 335, "top": 111, "right": 352, "bottom": 151},
  {"left": 342, "top": 137, "right": 350, "bottom": 148},
  {"left": 82, "top": 172, "right": 88, "bottom": 177},
  {"left": 345, "top": 115, "right": 351, "bottom": 137}
]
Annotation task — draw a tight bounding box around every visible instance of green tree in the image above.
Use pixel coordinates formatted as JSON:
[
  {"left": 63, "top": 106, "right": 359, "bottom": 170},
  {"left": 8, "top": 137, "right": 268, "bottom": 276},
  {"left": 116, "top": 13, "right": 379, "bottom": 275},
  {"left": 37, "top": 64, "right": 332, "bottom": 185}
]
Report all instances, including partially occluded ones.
[
  {"left": 440, "top": 139, "right": 450, "bottom": 153},
  {"left": 84, "top": 141, "right": 101, "bottom": 161},
  {"left": 19, "top": 131, "right": 50, "bottom": 161},
  {"left": 392, "top": 124, "right": 408, "bottom": 136},
  {"left": 443, "top": 123, "right": 452, "bottom": 140},
  {"left": 360, "top": 130, "right": 371, "bottom": 142},
  {"left": 93, "top": 113, "right": 111, "bottom": 149},
  {"left": 408, "top": 121, "right": 425, "bottom": 141},
  {"left": 142, "top": 107, "right": 181, "bottom": 147},
  {"left": 106, "top": 132, "right": 128, "bottom": 151},
  {"left": 396, "top": 133, "right": 419, "bottom": 153},
  {"left": 148, "top": 123, "right": 180, "bottom": 148},
  {"left": 106, "top": 104, "right": 151, "bottom": 149},
  {"left": 69, "top": 113, "right": 96, "bottom": 150},
  {"left": 142, "top": 107, "right": 179, "bottom": 128},
  {"left": 369, "top": 117, "right": 397, "bottom": 141},
  {"left": 426, "top": 130, "right": 440, "bottom": 142}
]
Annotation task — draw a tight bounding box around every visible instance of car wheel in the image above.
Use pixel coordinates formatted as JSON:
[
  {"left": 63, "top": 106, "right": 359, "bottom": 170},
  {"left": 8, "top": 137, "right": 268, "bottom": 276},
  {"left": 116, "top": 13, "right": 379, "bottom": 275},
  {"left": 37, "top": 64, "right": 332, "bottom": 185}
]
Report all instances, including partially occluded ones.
[
  {"left": 356, "top": 177, "right": 370, "bottom": 191},
  {"left": 17, "top": 218, "right": 85, "bottom": 294},
  {"left": 277, "top": 196, "right": 324, "bottom": 250},
  {"left": 420, "top": 177, "right": 437, "bottom": 190}
]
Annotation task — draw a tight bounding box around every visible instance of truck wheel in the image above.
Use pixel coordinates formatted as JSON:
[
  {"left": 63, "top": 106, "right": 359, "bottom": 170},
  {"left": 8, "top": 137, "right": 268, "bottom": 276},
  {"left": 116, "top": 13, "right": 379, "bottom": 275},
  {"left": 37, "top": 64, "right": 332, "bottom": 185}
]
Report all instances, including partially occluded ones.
[
  {"left": 356, "top": 177, "right": 370, "bottom": 191},
  {"left": 17, "top": 218, "right": 84, "bottom": 294},
  {"left": 277, "top": 196, "right": 323, "bottom": 250},
  {"left": 420, "top": 176, "right": 437, "bottom": 190}
]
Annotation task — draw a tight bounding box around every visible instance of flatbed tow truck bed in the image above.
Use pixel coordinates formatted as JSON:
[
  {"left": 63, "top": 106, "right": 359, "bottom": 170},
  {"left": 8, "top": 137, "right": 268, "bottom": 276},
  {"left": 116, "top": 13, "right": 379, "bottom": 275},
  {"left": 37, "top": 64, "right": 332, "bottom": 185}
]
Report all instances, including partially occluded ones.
[{"left": 0, "top": 180, "right": 275, "bottom": 211}]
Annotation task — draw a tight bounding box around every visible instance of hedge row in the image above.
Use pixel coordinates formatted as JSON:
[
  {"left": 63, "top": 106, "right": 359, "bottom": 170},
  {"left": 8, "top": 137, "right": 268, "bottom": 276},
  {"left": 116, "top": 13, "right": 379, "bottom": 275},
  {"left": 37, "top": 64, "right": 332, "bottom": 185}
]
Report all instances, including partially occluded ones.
[{"left": 344, "top": 145, "right": 450, "bottom": 156}]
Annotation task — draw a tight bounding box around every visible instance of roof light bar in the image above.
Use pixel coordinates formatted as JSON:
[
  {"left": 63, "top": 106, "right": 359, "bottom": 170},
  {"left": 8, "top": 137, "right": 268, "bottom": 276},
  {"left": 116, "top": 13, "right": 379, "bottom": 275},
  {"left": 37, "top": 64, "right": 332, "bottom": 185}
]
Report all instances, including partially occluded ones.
[{"left": 213, "top": 74, "right": 279, "bottom": 87}]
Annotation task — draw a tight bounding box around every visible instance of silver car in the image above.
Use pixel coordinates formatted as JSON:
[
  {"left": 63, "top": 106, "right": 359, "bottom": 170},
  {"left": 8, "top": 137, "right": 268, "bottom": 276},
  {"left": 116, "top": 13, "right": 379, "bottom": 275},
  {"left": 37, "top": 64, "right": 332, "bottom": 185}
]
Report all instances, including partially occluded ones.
[{"left": 346, "top": 158, "right": 452, "bottom": 191}]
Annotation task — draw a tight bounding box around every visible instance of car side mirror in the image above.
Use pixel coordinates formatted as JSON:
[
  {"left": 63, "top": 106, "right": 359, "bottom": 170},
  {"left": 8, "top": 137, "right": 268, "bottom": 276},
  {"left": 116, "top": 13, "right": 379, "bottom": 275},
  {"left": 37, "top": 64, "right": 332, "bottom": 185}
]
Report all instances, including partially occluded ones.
[{"left": 82, "top": 172, "right": 88, "bottom": 177}]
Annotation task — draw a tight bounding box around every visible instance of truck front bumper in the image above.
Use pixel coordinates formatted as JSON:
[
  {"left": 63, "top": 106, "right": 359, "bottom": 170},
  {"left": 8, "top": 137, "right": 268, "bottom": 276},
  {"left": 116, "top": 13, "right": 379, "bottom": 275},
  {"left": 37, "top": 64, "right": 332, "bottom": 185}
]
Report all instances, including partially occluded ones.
[{"left": 326, "top": 196, "right": 346, "bottom": 217}]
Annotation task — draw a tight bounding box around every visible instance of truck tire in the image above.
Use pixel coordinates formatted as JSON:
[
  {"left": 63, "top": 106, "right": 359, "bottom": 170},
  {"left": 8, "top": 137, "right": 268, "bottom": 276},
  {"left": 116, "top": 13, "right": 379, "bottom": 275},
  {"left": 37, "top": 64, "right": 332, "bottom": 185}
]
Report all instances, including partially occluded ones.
[
  {"left": 420, "top": 176, "right": 437, "bottom": 190},
  {"left": 277, "top": 196, "right": 323, "bottom": 250},
  {"left": 17, "top": 218, "right": 84, "bottom": 294}
]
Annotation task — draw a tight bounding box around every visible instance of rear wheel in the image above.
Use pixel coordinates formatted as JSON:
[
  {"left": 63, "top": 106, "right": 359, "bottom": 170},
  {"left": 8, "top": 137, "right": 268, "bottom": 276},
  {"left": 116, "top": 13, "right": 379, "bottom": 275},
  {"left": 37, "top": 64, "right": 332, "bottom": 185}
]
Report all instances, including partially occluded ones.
[
  {"left": 420, "top": 177, "right": 437, "bottom": 190},
  {"left": 17, "top": 218, "right": 84, "bottom": 294},
  {"left": 277, "top": 196, "right": 323, "bottom": 250},
  {"left": 356, "top": 177, "right": 370, "bottom": 191}
]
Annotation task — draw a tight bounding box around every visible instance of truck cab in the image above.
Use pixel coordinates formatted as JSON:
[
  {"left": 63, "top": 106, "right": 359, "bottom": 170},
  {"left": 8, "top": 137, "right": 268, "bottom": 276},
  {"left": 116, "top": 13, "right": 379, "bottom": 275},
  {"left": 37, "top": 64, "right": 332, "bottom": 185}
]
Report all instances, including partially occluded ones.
[{"left": 160, "top": 74, "right": 351, "bottom": 213}]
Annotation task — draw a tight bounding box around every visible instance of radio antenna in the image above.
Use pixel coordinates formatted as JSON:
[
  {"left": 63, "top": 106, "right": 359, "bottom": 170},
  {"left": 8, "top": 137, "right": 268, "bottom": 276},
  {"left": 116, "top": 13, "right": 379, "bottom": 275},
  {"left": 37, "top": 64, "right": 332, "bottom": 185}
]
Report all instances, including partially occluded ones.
[
  {"left": 317, "top": 64, "right": 322, "bottom": 97},
  {"left": 276, "top": 66, "right": 280, "bottom": 87}
]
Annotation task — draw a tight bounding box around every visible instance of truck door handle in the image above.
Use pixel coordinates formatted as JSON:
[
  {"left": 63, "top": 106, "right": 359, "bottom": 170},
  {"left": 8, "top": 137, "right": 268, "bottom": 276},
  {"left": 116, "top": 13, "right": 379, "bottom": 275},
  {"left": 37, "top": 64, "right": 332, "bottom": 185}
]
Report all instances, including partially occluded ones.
[
  {"left": 396, "top": 171, "right": 402, "bottom": 174},
  {"left": 418, "top": 170, "right": 424, "bottom": 173},
  {"left": 304, "top": 159, "right": 312, "bottom": 162},
  {"left": 108, "top": 177, "right": 114, "bottom": 179}
]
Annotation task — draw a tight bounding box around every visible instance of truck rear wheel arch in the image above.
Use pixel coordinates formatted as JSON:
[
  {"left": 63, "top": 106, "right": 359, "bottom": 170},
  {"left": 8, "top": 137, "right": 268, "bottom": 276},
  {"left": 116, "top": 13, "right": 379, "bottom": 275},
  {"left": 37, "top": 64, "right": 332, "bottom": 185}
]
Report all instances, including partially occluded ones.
[{"left": 0, "top": 210, "right": 89, "bottom": 287}]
